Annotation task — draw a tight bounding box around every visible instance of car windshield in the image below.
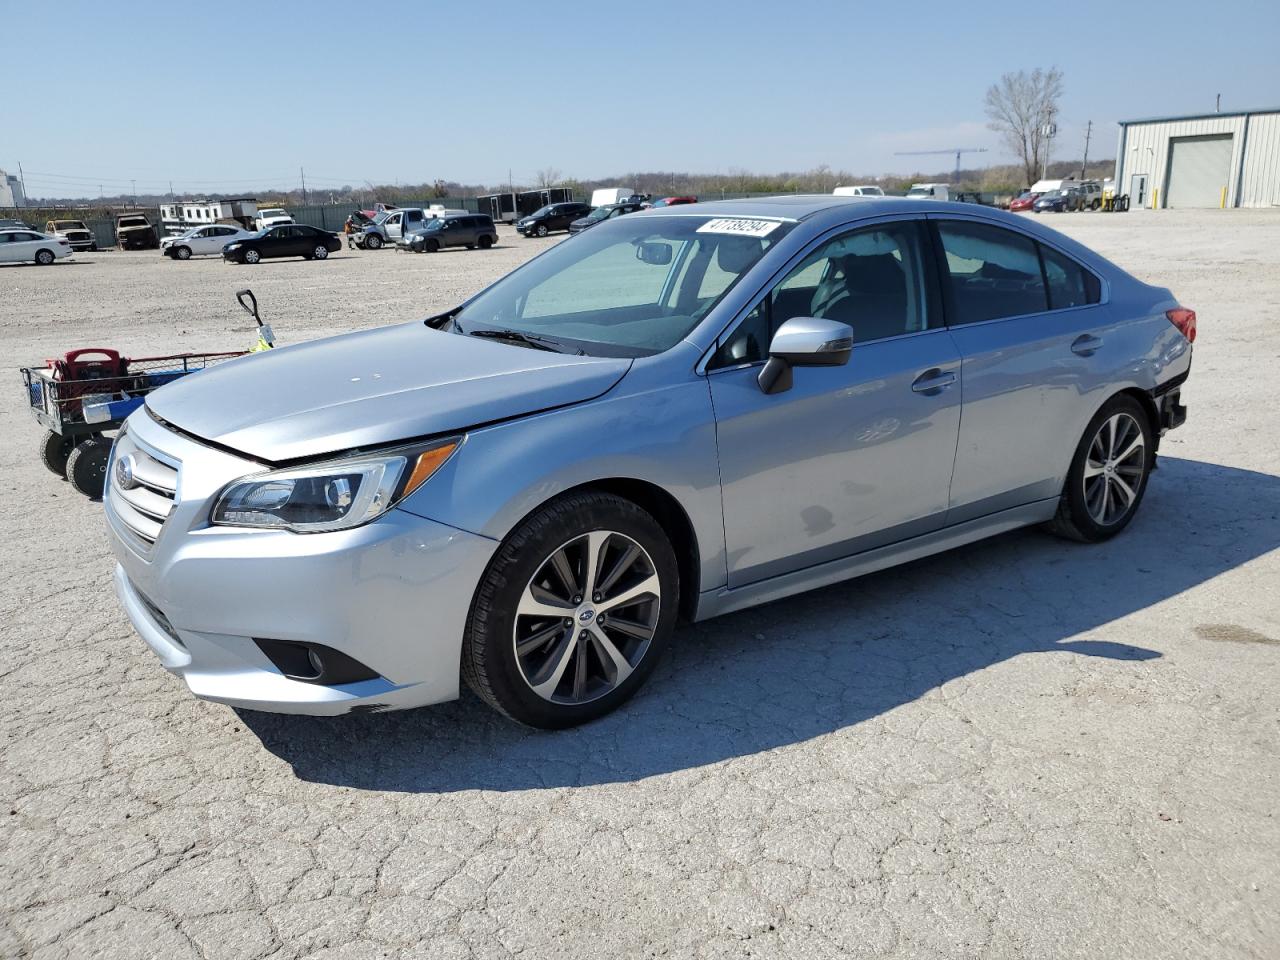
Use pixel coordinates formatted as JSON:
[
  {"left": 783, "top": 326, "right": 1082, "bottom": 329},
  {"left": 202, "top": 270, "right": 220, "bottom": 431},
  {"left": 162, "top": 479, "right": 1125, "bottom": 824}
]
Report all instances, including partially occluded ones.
[
  {"left": 55, "top": 221, "right": 86, "bottom": 229},
  {"left": 119, "top": 218, "right": 147, "bottom": 227},
  {"left": 451, "top": 214, "right": 793, "bottom": 358},
  {"left": 530, "top": 205, "right": 553, "bottom": 217},
  {"left": 586, "top": 206, "right": 614, "bottom": 222},
  {"left": 906, "top": 188, "right": 931, "bottom": 197}
]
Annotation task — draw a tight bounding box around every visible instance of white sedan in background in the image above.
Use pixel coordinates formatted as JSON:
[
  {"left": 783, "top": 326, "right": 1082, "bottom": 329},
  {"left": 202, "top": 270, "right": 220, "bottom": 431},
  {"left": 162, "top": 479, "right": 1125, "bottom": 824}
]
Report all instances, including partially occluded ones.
[
  {"left": 0, "top": 229, "right": 72, "bottom": 265},
  {"left": 162, "top": 224, "right": 256, "bottom": 260}
]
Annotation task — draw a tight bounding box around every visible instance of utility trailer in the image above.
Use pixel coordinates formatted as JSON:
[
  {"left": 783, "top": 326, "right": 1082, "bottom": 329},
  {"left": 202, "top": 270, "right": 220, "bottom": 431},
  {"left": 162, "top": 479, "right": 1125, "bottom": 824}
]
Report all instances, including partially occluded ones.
[{"left": 476, "top": 188, "right": 573, "bottom": 224}]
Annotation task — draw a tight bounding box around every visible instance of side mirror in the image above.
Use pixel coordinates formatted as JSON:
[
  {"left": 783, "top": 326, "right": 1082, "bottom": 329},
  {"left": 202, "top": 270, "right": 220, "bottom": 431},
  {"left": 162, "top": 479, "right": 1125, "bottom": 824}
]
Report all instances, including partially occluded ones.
[
  {"left": 635, "top": 241, "right": 673, "bottom": 265},
  {"left": 757, "top": 317, "right": 853, "bottom": 395}
]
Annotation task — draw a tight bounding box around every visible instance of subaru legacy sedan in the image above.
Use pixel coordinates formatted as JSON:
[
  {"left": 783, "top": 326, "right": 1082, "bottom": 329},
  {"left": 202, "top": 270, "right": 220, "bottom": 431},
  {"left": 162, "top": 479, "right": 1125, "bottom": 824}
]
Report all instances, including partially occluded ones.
[{"left": 105, "top": 196, "right": 1194, "bottom": 728}]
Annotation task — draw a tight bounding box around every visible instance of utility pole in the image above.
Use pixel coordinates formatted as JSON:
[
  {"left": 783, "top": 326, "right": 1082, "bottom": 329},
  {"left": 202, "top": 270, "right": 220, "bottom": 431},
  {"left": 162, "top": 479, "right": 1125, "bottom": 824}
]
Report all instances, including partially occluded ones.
[
  {"left": 169, "top": 180, "right": 174, "bottom": 201},
  {"left": 17, "top": 161, "right": 27, "bottom": 203},
  {"left": 1080, "top": 120, "right": 1093, "bottom": 180},
  {"left": 300, "top": 167, "right": 308, "bottom": 205},
  {"left": 1041, "top": 112, "right": 1057, "bottom": 181},
  {"left": 131, "top": 179, "right": 137, "bottom": 206},
  {"left": 1216, "top": 93, "right": 1221, "bottom": 113}
]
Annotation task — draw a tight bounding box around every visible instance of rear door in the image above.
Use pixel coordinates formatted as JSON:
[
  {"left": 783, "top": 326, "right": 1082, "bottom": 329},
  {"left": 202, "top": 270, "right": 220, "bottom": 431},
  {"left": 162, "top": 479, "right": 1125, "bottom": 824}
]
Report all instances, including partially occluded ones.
[
  {"left": 708, "top": 218, "right": 963, "bottom": 587},
  {"left": 930, "top": 216, "right": 1106, "bottom": 522}
]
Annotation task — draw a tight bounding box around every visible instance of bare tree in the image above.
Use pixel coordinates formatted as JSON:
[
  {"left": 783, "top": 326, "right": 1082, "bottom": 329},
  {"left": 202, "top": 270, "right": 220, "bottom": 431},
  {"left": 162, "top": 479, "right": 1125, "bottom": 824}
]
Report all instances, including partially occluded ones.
[
  {"left": 984, "top": 67, "right": 1064, "bottom": 188},
  {"left": 534, "top": 167, "right": 562, "bottom": 188}
]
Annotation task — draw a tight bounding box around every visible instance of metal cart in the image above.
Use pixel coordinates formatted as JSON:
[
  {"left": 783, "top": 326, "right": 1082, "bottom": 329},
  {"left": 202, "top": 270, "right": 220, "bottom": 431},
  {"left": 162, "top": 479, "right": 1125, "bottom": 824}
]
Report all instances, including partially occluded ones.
[{"left": 21, "top": 349, "right": 244, "bottom": 498}]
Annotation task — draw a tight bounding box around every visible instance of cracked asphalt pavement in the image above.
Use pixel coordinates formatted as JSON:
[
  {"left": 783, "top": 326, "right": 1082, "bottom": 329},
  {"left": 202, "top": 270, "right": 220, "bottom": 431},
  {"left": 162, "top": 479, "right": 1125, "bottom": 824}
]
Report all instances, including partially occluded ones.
[{"left": 2, "top": 213, "right": 1278, "bottom": 958}]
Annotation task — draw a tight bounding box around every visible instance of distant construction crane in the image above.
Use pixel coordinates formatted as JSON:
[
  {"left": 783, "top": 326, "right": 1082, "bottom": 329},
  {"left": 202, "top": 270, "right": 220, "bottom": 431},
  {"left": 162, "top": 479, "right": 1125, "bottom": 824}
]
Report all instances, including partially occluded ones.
[{"left": 893, "top": 147, "right": 989, "bottom": 183}]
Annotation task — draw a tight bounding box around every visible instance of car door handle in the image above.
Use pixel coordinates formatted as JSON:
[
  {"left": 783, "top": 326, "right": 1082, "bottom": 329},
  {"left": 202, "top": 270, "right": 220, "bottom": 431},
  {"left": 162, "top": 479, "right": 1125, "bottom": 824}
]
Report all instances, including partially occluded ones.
[
  {"left": 911, "top": 369, "right": 957, "bottom": 394},
  {"left": 1071, "top": 334, "right": 1103, "bottom": 356}
]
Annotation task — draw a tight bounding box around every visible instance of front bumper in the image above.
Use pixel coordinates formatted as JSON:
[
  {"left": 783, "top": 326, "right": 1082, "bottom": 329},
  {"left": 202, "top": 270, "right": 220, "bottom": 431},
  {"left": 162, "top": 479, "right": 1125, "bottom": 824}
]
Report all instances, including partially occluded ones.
[{"left": 104, "top": 410, "right": 498, "bottom": 714}]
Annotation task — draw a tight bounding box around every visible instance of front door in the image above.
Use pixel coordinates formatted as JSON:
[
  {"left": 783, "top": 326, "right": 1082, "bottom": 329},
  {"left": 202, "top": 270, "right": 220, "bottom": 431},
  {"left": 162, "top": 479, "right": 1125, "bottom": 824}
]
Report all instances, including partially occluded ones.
[
  {"left": 1130, "top": 174, "right": 1148, "bottom": 208},
  {"left": 708, "top": 219, "right": 962, "bottom": 588}
]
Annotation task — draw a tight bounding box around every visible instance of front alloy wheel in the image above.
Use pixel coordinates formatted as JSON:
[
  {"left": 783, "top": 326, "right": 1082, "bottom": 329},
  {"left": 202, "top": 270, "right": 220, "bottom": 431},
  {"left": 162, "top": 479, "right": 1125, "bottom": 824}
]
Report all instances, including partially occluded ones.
[
  {"left": 243, "top": 248, "right": 260, "bottom": 264},
  {"left": 463, "top": 491, "right": 679, "bottom": 728},
  {"left": 515, "top": 531, "right": 661, "bottom": 704},
  {"left": 535, "top": 224, "right": 548, "bottom": 237}
]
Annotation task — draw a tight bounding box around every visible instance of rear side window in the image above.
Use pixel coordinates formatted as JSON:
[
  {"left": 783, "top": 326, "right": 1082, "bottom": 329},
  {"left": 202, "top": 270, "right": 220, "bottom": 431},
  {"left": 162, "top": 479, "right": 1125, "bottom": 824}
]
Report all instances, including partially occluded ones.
[
  {"left": 1041, "top": 244, "right": 1101, "bottom": 308},
  {"left": 936, "top": 221, "right": 1046, "bottom": 323}
]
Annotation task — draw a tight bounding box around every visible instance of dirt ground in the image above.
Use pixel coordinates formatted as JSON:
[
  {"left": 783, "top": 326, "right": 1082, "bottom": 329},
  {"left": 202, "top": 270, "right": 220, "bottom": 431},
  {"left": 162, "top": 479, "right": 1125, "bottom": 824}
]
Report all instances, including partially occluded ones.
[{"left": 1, "top": 211, "right": 1278, "bottom": 959}]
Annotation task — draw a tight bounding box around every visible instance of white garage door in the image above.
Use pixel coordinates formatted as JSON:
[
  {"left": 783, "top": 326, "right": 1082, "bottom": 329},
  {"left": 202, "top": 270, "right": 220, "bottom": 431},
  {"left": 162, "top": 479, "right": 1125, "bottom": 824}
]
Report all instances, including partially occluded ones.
[{"left": 1165, "top": 135, "right": 1233, "bottom": 208}]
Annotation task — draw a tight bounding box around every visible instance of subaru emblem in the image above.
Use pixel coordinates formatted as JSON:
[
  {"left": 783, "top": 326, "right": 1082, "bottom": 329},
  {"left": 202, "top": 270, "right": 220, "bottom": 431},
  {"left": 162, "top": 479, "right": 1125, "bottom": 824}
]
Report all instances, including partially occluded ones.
[
  {"left": 578, "top": 609, "right": 595, "bottom": 623},
  {"left": 115, "top": 453, "right": 138, "bottom": 491}
]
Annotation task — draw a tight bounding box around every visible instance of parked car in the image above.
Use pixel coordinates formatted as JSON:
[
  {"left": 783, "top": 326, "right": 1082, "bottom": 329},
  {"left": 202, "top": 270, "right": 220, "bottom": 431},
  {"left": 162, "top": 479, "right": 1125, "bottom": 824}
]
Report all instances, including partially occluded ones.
[
  {"left": 353, "top": 209, "right": 421, "bottom": 249},
  {"left": 1076, "top": 180, "right": 1104, "bottom": 210},
  {"left": 516, "top": 202, "right": 593, "bottom": 237},
  {"left": 44, "top": 219, "right": 97, "bottom": 251},
  {"left": 104, "top": 196, "right": 1193, "bottom": 727},
  {"left": 905, "top": 183, "right": 949, "bottom": 201},
  {"left": 115, "top": 213, "right": 159, "bottom": 250},
  {"left": 1034, "top": 188, "right": 1084, "bottom": 213},
  {"left": 222, "top": 224, "right": 342, "bottom": 263},
  {"left": 568, "top": 201, "right": 644, "bottom": 234},
  {"left": 162, "top": 224, "right": 256, "bottom": 260},
  {"left": 0, "top": 218, "right": 34, "bottom": 230},
  {"left": 1008, "top": 190, "right": 1041, "bottom": 212},
  {"left": 0, "top": 229, "right": 73, "bottom": 265},
  {"left": 401, "top": 214, "right": 498, "bottom": 252},
  {"left": 832, "top": 186, "right": 884, "bottom": 197},
  {"left": 255, "top": 207, "right": 293, "bottom": 230},
  {"left": 646, "top": 196, "right": 698, "bottom": 208}
]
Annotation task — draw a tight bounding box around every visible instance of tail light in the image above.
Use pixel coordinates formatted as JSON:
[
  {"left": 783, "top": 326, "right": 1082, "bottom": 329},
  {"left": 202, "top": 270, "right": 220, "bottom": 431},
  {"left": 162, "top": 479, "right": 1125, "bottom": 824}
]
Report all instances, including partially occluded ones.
[{"left": 1166, "top": 307, "right": 1197, "bottom": 343}]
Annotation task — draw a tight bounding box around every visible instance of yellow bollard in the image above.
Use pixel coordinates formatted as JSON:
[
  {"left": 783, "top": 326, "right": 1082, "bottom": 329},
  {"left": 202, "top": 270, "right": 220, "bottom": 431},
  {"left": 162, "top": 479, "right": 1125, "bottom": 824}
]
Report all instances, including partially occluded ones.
[
  {"left": 1221, "top": 186, "right": 1227, "bottom": 209},
  {"left": 1152, "top": 187, "right": 1159, "bottom": 209}
]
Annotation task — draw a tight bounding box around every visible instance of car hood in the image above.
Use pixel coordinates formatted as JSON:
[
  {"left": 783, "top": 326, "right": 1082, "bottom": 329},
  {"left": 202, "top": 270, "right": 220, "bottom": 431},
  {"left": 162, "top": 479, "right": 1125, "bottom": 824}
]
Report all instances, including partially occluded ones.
[{"left": 145, "top": 320, "right": 632, "bottom": 462}]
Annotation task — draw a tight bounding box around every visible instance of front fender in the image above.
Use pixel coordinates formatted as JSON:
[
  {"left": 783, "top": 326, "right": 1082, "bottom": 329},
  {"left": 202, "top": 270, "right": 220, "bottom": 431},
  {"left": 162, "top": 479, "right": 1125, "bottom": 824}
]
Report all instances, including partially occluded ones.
[{"left": 396, "top": 375, "right": 727, "bottom": 594}]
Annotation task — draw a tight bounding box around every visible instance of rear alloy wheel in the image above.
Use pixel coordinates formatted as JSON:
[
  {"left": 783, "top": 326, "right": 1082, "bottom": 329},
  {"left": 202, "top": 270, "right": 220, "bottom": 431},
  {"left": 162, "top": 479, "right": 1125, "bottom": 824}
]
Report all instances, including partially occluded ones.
[
  {"left": 463, "top": 492, "right": 679, "bottom": 728},
  {"left": 35, "top": 249, "right": 55, "bottom": 265},
  {"left": 66, "top": 437, "right": 112, "bottom": 498},
  {"left": 366, "top": 234, "right": 383, "bottom": 249},
  {"left": 312, "top": 245, "right": 329, "bottom": 260},
  {"left": 535, "top": 224, "right": 548, "bottom": 237},
  {"left": 1046, "top": 395, "right": 1154, "bottom": 542},
  {"left": 175, "top": 246, "right": 192, "bottom": 260},
  {"left": 243, "top": 248, "right": 261, "bottom": 264}
]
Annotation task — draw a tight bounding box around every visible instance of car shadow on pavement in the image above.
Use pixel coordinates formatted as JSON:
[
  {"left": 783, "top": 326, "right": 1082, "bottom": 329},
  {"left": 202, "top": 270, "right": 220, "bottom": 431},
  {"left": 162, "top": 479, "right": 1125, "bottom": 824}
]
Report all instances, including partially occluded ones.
[{"left": 240, "top": 456, "right": 1280, "bottom": 792}]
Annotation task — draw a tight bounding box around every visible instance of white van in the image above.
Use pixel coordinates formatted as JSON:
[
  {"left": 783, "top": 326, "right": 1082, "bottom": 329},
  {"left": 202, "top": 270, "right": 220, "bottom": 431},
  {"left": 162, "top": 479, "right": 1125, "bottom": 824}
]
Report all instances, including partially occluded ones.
[
  {"left": 906, "top": 183, "right": 949, "bottom": 201},
  {"left": 833, "top": 185, "right": 885, "bottom": 197}
]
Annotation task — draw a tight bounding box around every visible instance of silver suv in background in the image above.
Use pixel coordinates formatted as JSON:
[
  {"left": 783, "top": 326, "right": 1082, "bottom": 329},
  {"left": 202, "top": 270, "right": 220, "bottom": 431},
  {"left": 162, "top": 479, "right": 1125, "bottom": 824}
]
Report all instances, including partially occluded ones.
[{"left": 105, "top": 196, "right": 1193, "bottom": 728}]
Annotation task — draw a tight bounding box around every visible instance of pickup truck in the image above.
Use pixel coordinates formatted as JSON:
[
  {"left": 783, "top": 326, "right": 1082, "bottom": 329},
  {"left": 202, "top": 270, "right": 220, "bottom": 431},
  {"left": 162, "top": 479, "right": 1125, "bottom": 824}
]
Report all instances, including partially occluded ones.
[
  {"left": 114, "top": 213, "right": 159, "bottom": 250},
  {"left": 45, "top": 219, "right": 98, "bottom": 251}
]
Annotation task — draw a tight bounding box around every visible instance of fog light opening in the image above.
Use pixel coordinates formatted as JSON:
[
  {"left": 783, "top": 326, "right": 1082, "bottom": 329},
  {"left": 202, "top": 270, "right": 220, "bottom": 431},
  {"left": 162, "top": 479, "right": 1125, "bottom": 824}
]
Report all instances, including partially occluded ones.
[{"left": 253, "top": 639, "right": 379, "bottom": 686}]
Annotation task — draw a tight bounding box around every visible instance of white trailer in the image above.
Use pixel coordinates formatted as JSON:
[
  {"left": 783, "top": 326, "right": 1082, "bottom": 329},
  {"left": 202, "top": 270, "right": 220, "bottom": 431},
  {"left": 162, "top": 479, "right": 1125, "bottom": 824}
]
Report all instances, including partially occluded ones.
[{"left": 590, "top": 187, "right": 634, "bottom": 207}]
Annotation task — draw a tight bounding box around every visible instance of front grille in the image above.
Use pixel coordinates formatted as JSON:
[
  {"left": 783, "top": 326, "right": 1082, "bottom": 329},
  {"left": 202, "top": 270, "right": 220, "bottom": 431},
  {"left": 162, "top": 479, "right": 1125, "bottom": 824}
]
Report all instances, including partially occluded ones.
[{"left": 108, "top": 431, "right": 179, "bottom": 549}]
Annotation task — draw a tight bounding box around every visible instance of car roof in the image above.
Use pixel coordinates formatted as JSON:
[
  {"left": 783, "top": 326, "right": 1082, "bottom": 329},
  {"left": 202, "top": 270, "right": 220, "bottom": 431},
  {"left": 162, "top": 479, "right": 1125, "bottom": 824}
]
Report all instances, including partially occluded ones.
[{"left": 634, "top": 194, "right": 937, "bottom": 221}]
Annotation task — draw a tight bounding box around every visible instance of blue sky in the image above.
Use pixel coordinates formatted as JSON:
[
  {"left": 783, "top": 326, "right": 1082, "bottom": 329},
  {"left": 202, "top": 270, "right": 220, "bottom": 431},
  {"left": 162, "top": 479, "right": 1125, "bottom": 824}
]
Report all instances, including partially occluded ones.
[{"left": 6, "top": 0, "right": 1278, "bottom": 197}]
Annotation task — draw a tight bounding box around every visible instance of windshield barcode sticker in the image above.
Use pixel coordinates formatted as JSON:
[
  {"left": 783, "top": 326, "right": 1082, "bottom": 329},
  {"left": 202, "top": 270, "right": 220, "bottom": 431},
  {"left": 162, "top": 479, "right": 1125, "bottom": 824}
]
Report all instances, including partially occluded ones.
[{"left": 696, "top": 218, "right": 781, "bottom": 238}]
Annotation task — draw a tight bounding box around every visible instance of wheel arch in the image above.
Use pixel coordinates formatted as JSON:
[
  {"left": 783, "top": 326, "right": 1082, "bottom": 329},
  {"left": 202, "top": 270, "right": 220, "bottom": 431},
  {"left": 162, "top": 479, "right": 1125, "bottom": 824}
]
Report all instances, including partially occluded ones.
[
  {"left": 1111, "top": 386, "right": 1162, "bottom": 452},
  {"left": 508, "top": 478, "right": 702, "bottom": 623}
]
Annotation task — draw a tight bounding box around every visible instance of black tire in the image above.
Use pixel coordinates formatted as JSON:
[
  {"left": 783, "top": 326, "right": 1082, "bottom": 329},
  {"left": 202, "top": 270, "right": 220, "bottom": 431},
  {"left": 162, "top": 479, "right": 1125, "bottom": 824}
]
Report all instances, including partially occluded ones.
[
  {"left": 478, "top": 235, "right": 493, "bottom": 249},
  {"left": 242, "top": 248, "right": 260, "bottom": 264},
  {"left": 424, "top": 239, "right": 440, "bottom": 253},
  {"left": 175, "top": 245, "right": 192, "bottom": 260},
  {"left": 366, "top": 234, "right": 383, "bottom": 250},
  {"left": 462, "top": 491, "right": 680, "bottom": 729},
  {"left": 535, "top": 224, "right": 548, "bottom": 237},
  {"left": 40, "top": 430, "right": 74, "bottom": 478},
  {"left": 66, "top": 437, "right": 112, "bottom": 499},
  {"left": 1046, "top": 394, "right": 1154, "bottom": 543},
  {"left": 35, "top": 249, "right": 55, "bottom": 265}
]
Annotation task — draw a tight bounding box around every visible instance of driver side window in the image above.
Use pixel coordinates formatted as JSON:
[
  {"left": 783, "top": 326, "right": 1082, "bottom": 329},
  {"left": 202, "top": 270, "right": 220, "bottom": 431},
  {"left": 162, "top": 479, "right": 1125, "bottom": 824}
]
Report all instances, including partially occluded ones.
[{"left": 711, "top": 220, "right": 935, "bottom": 368}]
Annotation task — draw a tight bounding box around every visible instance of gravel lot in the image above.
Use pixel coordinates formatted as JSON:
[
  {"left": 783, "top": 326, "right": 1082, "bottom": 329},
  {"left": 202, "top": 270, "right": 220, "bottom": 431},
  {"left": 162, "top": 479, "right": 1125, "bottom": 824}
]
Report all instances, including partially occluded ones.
[{"left": 2, "top": 211, "right": 1278, "bottom": 959}]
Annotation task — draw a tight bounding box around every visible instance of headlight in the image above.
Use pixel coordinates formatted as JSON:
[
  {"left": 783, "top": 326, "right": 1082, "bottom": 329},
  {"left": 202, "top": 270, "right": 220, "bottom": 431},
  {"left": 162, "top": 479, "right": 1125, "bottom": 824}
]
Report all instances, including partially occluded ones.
[{"left": 211, "top": 438, "right": 459, "bottom": 533}]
